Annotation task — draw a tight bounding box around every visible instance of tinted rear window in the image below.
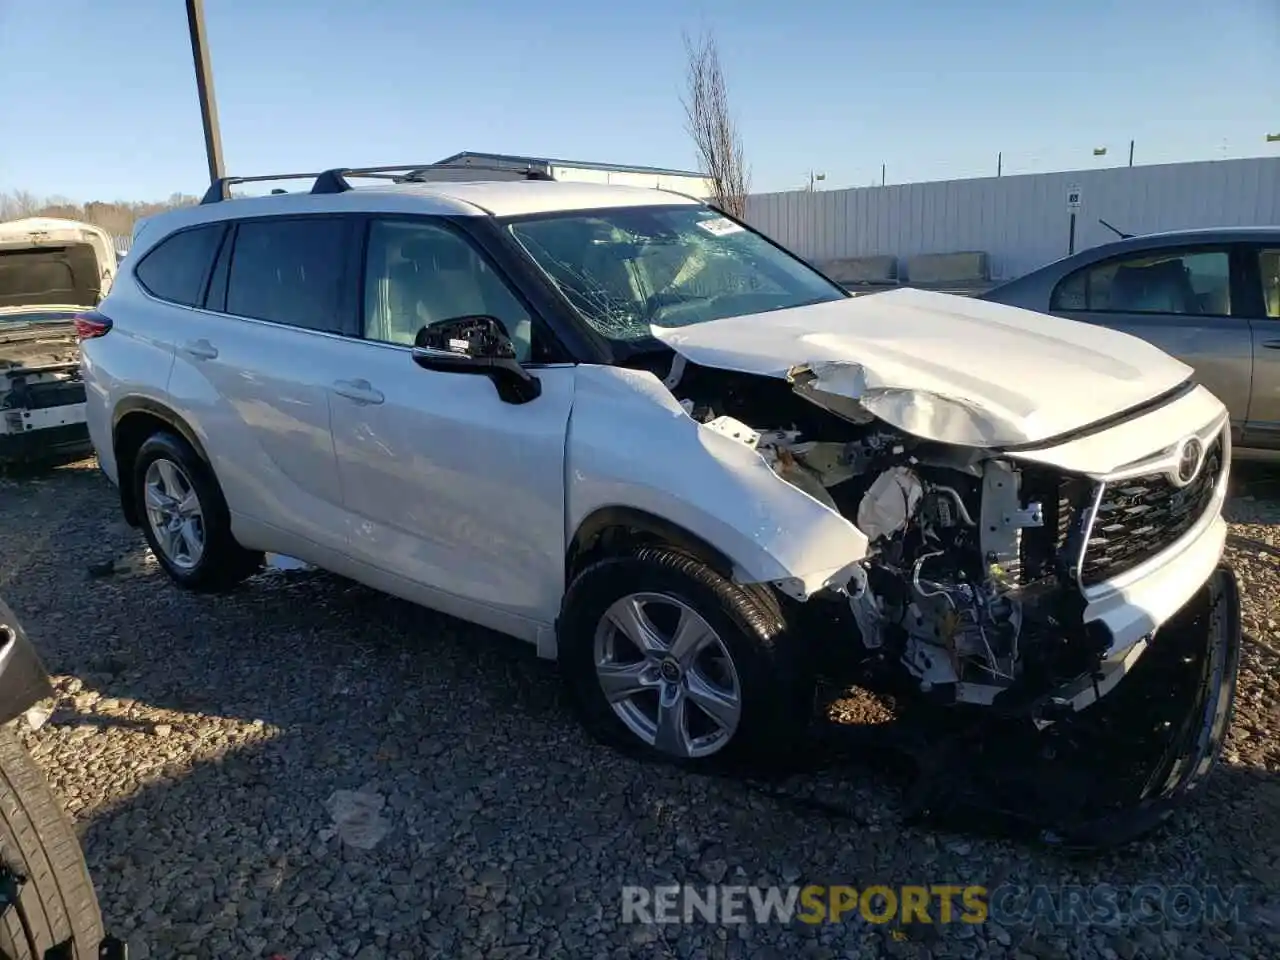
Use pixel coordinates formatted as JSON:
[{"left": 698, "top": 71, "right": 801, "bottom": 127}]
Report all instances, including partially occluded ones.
[
  {"left": 134, "top": 225, "right": 224, "bottom": 307},
  {"left": 226, "top": 218, "right": 347, "bottom": 333}
]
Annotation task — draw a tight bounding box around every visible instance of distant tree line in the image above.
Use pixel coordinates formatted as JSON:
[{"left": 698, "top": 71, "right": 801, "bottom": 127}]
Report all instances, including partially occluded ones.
[{"left": 0, "top": 190, "right": 199, "bottom": 237}]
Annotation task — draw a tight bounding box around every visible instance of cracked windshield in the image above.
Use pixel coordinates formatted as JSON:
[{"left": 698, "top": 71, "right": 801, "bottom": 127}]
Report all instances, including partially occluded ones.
[{"left": 507, "top": 206, "right": 845, "bottom": 339}]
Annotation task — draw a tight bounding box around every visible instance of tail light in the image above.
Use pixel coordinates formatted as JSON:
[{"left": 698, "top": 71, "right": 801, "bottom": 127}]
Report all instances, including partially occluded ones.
[{"left": 74, "top": 310, "right": 113, "bottom": 340}]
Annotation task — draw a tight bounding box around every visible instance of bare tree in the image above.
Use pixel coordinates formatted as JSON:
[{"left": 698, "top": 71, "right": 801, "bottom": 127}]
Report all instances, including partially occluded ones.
[
  {"left": 0, "top": 190, "right": 197, "bottom": 235},
  {"left": 0, "top": 190, "right": 40, "bottom": 221},
  {"left": 681, "top": 30, "right": 750, "bottom": 219}
]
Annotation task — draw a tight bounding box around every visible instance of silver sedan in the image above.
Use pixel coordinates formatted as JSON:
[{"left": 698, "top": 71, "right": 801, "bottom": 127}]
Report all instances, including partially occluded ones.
[{"left": 980, "top": 227, "right": 1280, "bottom": 459}]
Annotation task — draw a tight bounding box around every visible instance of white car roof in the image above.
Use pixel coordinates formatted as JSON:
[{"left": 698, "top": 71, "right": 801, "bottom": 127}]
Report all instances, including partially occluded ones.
[
  {"left": 364, "top": 180, "right": 704, "bottom": 217},
  {"left": 131, "top": 179, "right": 705, "bottom": 252}
]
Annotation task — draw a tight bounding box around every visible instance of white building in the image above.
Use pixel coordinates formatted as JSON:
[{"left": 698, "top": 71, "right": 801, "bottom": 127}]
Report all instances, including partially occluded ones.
[{"left": 745, "top": 156, "right": 1280, "bottom": 286}]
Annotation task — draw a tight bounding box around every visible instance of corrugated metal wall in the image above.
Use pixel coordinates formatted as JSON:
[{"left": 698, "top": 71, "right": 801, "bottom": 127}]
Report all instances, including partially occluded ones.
[{"left": 744, "top": 157, "right": 1280, "bottom": 281}]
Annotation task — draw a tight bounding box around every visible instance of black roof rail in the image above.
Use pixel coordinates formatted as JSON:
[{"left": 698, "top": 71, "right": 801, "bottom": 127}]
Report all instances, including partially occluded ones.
[
  {"left": 395, "top": 163, "right": 556, "bottom": 183},
  {"left": 200, "top": 172, "right": 326, "bottom": 205},
  {"left": 313, "top": 163, "right": 556, "bottom": 194},
  {"left": 201, "top": 163, "right": 558, "bottom": 205}
]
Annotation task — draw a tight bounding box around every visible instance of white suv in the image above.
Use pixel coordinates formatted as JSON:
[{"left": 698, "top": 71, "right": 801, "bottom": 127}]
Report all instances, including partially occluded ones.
[{"left": 81, "top": 165, "right": 1238, "bottom": 775}]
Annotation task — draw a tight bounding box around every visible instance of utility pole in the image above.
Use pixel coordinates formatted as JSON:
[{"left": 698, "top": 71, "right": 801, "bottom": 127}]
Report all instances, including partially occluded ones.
[
  {"left": 881, "top": 163, "right": 886, "bottom": 187},
  {"left": 997, "top": 152, "right": 1002, "bottom": 177},
  {"left": 1128, "top": 139, "right": 1135, "bottom": 167},
  {"left": 185, "top": 0, "right": 225, "bottom": 185},
  {"left": 807, "top": 170, "right": 826, "bottom": 192}
]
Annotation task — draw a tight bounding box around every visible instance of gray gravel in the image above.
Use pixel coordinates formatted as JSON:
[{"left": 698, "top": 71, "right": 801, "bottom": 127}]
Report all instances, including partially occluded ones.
[{"left": 1, "top": 457, "right": 1278, "bottom": 960}]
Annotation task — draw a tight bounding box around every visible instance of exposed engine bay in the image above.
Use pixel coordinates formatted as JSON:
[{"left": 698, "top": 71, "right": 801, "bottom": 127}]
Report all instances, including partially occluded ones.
[
  {"left": 0, "top": 320, "right": 90, "bottom": 466},
  {"left": 650, "top": 356, "right": 1113, "bottom": 714},
  {"left": 636, "top": 355, "right": 1243, "bottom": 848}
]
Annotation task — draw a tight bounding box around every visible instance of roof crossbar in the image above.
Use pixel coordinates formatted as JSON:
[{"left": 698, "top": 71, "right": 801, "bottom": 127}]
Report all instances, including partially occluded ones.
[{"left": 199, "top": 162, "right": 557, "bottom": 205}]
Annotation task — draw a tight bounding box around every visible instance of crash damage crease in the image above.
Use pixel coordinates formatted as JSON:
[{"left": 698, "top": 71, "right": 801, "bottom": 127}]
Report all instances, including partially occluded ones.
[{"left": 632, "top": 311, "right": 1241, "bottom": 845}]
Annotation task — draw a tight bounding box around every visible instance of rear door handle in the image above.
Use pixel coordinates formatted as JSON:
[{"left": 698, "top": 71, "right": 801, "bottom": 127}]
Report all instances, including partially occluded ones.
[
  {"left": 1262, "top": 340, "right": 1280, "bottom": 350},
  {"left": 332, "top": 379, "right": 385, "bottom": 405},
  {"left": 182, "top": 339, "right": 218, "bottom": 360}
]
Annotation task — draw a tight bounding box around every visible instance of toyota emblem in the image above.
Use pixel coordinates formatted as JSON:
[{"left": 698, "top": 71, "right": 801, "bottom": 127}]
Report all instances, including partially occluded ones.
[{"left": 1173, "top": 437, "right": 1204, "bottom": 486}]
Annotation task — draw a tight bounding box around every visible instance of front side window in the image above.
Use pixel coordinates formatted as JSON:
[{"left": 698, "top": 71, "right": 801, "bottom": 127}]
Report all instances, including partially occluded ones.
[
  {"left": 133, "top": 224, "right": 224, "bottom": 307},
  {"left": 505, "top": 204, "right": 846, "bottom": 341},
  {"left": 362, "top": 219, "right": 534, "bottom": 362},
  {"left": 1051, "top": 249, "right": 1232, "bottom": 317},
  {"left": 1258, "top": 249, "right": 1280, "bottom": 319},
  {"left": 226, "top": 218, "right": 347, "bottom": 333}
]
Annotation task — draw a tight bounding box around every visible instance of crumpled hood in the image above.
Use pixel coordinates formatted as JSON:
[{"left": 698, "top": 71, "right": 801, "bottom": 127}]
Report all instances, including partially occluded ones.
[{"left": 651, "top": 287, "right": 1194, "bottom": 448}]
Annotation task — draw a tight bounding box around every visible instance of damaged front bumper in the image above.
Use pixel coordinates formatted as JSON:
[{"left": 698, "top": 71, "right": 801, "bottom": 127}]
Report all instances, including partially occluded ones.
[
  {"left": 899, "top": 563, "right": 1242, "bottom": 848},
  {"left": 1, "top": 329, "right": 91, "bottom": 469}
]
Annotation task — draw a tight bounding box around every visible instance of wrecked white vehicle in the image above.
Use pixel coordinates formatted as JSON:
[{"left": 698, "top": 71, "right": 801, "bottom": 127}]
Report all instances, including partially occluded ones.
[
  {"left": 82, "top": 169, "right": 1241, "bottom": 845},
  {"left": 0, "top": 217, "right": 115, "bottom": 465}
]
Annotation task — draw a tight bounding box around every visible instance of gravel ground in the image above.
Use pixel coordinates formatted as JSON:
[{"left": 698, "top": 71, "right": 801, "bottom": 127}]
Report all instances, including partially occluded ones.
[{"left": 0, "top": 457, "right": 1277, "bottom": 960}]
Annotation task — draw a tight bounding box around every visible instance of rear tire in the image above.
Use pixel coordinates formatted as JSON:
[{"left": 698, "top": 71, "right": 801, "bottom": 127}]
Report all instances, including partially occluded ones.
[
  {"left": 558, "top": 546, "right": 815, "bottom": 772},
  {"left": 132, "top": 431, "right": 262, "bottom": 592},
  {"left": 0, "top": 725, "right": 103, "bottom": 960}
]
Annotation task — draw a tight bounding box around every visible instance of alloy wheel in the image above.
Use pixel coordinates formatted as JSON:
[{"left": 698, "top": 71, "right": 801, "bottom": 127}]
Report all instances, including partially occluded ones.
[
  {"left": 592, "top": 592, "right": 742, "bottom": 758},
  {"left": 143, "top": 458, "right": 205, "bottom": 571}
]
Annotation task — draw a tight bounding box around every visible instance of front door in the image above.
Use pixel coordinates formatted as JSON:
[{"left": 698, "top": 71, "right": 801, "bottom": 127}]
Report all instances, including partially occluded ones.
[
  {"left": 1242, "top": 244, "right": 1280, "bottom": 450},
  {"left": 328, "top": 216, "right": 574, "bottom": 628}
]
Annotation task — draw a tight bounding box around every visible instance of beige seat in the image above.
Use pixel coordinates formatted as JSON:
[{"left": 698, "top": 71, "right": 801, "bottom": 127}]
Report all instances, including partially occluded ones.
[{"left": 382, "top": 235, "right": 532, "bottom": 361}]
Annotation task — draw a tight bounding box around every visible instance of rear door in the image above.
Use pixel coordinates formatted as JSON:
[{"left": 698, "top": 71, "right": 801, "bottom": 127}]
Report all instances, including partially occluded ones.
[
  {"left": 165, "top": 214, "right": 360, "bottom": 559},
  {"left": 1048, "top": 244, "right": 1253, "bottom": 441},
  {"left": 1240, "top": 244, "right": 1280, "bottom": 450}
]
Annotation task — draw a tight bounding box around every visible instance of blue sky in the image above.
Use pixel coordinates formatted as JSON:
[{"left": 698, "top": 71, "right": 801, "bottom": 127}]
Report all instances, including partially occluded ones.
[{"left": 1, "top": 0, "right": 1276, "bottom": 201}]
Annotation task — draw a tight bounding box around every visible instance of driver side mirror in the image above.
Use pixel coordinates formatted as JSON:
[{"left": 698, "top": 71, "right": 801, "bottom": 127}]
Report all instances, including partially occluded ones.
[{"left": 410, "top": 315, "right": 541, "bottom": 404}]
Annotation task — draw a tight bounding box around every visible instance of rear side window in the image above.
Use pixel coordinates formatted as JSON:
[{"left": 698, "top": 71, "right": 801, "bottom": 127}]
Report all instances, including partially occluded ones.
[
  {"left": 226, "top": 218, "right": 347, "bottom": 333},
  {"left": 1051, "top": 249, "right": 1232, "bottom": 316},
  {"left": 134, "top": 224, "right": 225, "bottom": 307}
]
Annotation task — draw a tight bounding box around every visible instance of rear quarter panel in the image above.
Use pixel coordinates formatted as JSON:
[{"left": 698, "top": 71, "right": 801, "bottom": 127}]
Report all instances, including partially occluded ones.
[{"left": 82, "top": 283, "right": 180, "bottom": 482}]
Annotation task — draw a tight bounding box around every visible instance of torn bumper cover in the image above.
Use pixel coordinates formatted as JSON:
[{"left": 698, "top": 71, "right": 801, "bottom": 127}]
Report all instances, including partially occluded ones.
[{"left": 899, "top": 563, "right": 1242, "bottom": 848}]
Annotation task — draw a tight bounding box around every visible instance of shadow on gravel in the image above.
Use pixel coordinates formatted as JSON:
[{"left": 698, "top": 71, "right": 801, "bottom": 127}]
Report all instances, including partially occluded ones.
[
  {"left": 1229, "top": 460, "right": 1280, "bottom": 501},
  {"left": 4, "top": 458, "right": 1280, "bottom": 956},
  {"left": 60, "top": 581, "right": 1280, "bottom": 957}
]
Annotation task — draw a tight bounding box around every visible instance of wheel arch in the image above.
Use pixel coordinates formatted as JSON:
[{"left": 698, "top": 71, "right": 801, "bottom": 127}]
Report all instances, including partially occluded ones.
[
  {"left": 112, "top": 398, "right": 210, "bottom": 526},
  {"left": 566, "top": 506, "right": 739, "bottom": 586}
]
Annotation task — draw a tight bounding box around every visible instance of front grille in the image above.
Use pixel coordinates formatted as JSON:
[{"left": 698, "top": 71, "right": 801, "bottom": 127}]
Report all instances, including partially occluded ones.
[
  {"left": 1016, "top": 469, "right": 1095, "bottom": 585},
  {"left": 1076, "top": 433, "right": 1224, "bottom": 587}
]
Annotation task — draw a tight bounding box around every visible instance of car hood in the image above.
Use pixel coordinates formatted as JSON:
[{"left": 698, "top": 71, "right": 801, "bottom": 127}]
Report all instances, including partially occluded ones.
[
  {"left": 0, "top": 242, "right": 103, "bottom": 310},
  {"left": 650, "top": 287, "right": 1193, "bottom": 448}
]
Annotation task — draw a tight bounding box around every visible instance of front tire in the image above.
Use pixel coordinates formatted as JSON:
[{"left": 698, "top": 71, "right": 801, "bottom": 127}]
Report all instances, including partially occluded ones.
[
  {"left": 132, "top": 431, "right": 261, "bottom": 592},
  {"left": 0, "top": 725, "right": 103, "bottom": 960},
  {"left": 559, "top": 546, "right": 815, "bottom": 770}
]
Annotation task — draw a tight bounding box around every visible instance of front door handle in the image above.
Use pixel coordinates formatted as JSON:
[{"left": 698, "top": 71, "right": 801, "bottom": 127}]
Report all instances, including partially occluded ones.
[
  {"left": 1262, "top": 340, "right": 1280, "bottom": 350},
  {"left": 332, "top": 379, "right": 385, "bottom": 405},
  {"left": 182, "top": 339, "right": 218, "bottom": 360}
]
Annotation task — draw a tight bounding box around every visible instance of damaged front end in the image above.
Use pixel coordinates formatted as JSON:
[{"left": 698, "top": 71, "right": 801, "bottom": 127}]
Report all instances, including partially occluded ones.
[
  {"left": 898, "top": 565, "right": 1241, "bottom": 847},
  {"left": 0, "top": 319, "right": 90, "bottom": 468},
  {"left": 661, "top": 352, "right": 1242, "bottom": 846}
]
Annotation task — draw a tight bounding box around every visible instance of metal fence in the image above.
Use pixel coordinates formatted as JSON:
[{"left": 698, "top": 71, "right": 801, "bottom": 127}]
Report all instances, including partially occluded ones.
[{"left": 744, "top": 157, "right": 1280, "bottom": 282}]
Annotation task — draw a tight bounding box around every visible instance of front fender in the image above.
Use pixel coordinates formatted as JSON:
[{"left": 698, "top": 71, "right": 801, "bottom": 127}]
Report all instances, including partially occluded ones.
[
  {"left": 0, "top": 600, "right": 53, "bottom": 726},
  {"left": 565, "top": 366, "right": 869, "bottom": 599}
]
